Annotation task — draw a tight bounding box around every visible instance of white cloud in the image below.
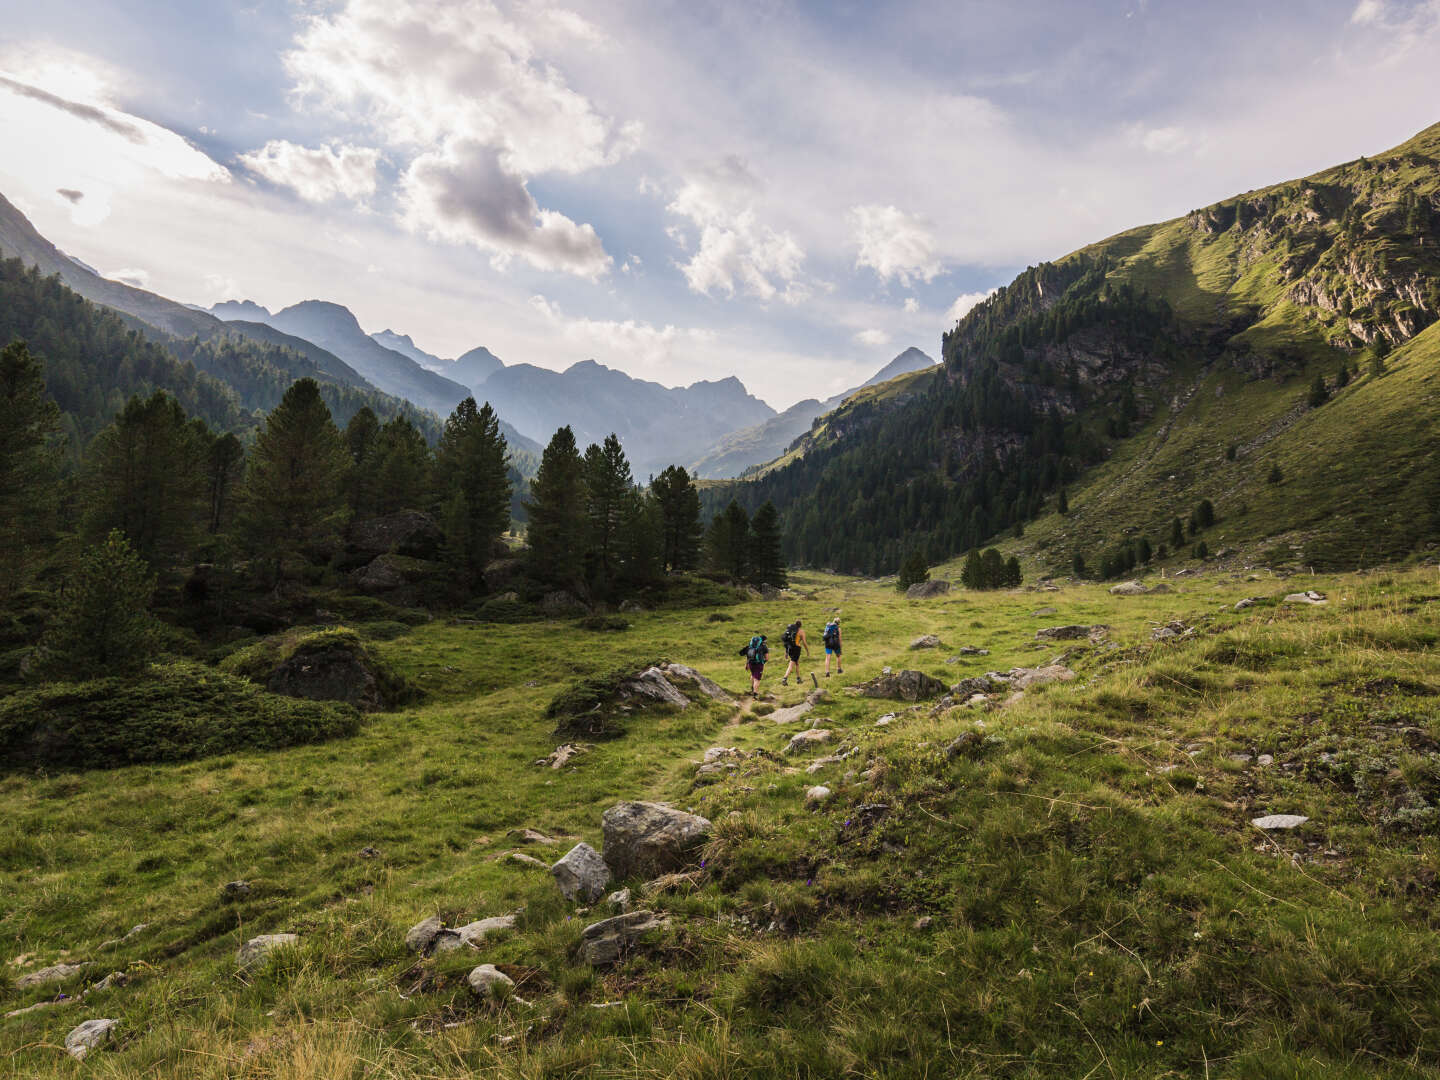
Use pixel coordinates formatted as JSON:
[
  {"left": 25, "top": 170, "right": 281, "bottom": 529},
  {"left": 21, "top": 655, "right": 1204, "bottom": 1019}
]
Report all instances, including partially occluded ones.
[
  {"left": 238, "top": 140, "right": 381, "bottom": 203},
  {"left": 1351, "top": 0, "right": 1387, "bottom": 24},
  {"left": 903, "top": 297, "right": 919, "bottom": 314},
  {"left": 855, "top": 328, "right": 891, "bottom": 347},
  {"left": 530, "top": 293, "right": 715, "bottom": 370},
  {"left": 106, "top": 266, "right": 150, "bottom": 288},
  {"left": 946, "top": 289, "right": 996, "bottom": 324},
  {"left": 849, "top": 204, "right": 942, "bottom": 287},
  {"left": 1130, "top": 124, "right": 1192, "bottom": 155}
]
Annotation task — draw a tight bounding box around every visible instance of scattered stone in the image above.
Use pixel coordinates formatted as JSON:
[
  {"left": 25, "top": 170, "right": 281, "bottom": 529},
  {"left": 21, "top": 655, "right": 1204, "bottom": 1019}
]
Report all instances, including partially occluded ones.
[
  {"left": 509, "top": 827, "right": 565, "bottom": 845},
  {"left": 769, "top": 688, "right": 830, "bottom": 724},
  {"left": 357, "top": 846, "right": 381, "bottom": 859},
  {"left": 909, "top": 634, "right": 943, "bottom": 650},
  {"left": 1008, "top": 665, "right": 1076, "bottom": 690},
  {"left": 661, "top": 663, "right": 735, "bottom": 703},
  {"left": 65, "top": 1018, "right": 119, "bottom": 1061},
  {"left": 1035, "top": 624, "right": 1107, "bottom": 642},
  {"left": 882, "top": 666, "right": 893, "bottom": 675},
  {"left": 1227, "top": 753, "right": 1254, "bottom": 764},
  {"left": 1151, "top": 620, "right": 1190, "bottom": 641},
  {"left": 785, "top": 729, "right": 834, "bottom": 754},
  {"left": 605, "top": 888, "right": 632, "bottom": 913},
  {"left": 703, "top": 746, "right": 741, "bottom": 763},
  {"left": 220, "top": 880, "right": 252, "bottom": 900},
  {"left": 536, "top": 743, "right": 587, "bottom": 769},
  {"left": 805, "top": 785, "right": 832, "bottom": 804},
  {"left": 965, "top": 693, "right": 989, "bottom": 707},
  {"left": 505, "top": 851, "right": 548, "bottom": 868},
  {"left": 854, "top": 670, "right": 948, "bottom": 702},
  {"left": 236, "top": 933, "right": 299, "bottom": 972},
  {"left": 805, "top": 755, "right": 847, "bottom": 774},
  {"left": 347, "top": 510, "right": 443, "bottom": 562},
  {"left": 579, "top": 910, "right": 670, "bottom": 966},
  {"left": 453, "top": 916, "right": 517, "bottom": 947},
  {"left": 913, "top": 916, "right": 933, "bottom": 931},
  {"left": 945, "top": 731, "right": 985, "bottom": 759},
  {"left": 1109, "top": 580, "right": 1148, "bottom": 596},
  {"left": 5, "top": 1001, "right": 62, "bottom": 1020},
  {"left": 97, "top": 924, "right": 149, "bottom": 952},
  {"left": 405, "top": 916, "right": 444, "bottom": 954},
  {"left": 1235, "top": 597, "right": 1260, "bottom": 611},
  {"left": 875, "top": 713, "right": 896, "bottom": 726},
  {"left": 90, "top": 971, "right": 128, "bottom": 993},
  {"left": 1283, "top": 591, "right": 1328, "bottom": 605},
  {"left": 466, "top": 964, "right": 514, "bottom": 1001},
  {"left": 1257, "top": 754, "right": 1275, "bottom": 767},
  {"left": 1252, "top": 814, "right": 1309, "bottom": 830},
  {"left": 951, "top": 675, "right": 999, "bottom": 698},
  {"left": 551, "top": 842, "right": 612, "bottom": 902},
  {"left": 1002, "top": 691, "right": 1026, "bottom": 707},
  {"left": 1032, "top": 607, "right": 1057, "bottom": 617},
  {"left": 15, "top": 962, "right": 86, "bottom": 990},
  {"left": 601, "top": 802, "right": 711, "bottom": 881},
  {"left": 905, "top": 579, "right": 952, "bottom": 599}
]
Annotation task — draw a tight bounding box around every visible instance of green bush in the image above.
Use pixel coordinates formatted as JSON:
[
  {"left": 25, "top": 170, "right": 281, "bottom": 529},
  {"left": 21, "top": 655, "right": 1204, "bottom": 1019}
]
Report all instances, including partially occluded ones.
[
  {"left": 218, "top": 627, "right": 417, "bottom": 708},
  {"left": 0, "top": 662, "right": 361, "bottom": 770},
  {"left": 357, "top": 620, "right": 414, "bottom": 642},
  {"left": 575, "top": 615, "right": 630, "bottom": 632},
  {"left": 476, "top": 596, "right": 539, "bottom": 623}
]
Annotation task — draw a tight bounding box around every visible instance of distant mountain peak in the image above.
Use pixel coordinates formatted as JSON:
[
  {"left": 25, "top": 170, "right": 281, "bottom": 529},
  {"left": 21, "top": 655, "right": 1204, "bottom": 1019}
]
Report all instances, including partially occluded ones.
[{"left": 210, "top": 299, "right": 273, "bottom": 322}]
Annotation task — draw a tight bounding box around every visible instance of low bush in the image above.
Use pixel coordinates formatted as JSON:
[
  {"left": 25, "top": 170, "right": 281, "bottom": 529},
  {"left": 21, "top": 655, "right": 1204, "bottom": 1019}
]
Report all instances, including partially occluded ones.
[
  {"left": 575, "top": 615, "right": 630, "bottom": 632},
  {"left": 0, "top": 662, "right": 361, "bottom": 770}
]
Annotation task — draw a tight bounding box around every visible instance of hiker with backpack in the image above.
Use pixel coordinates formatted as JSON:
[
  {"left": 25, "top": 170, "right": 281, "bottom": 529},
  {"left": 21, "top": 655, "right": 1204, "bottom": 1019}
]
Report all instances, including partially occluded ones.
[
  {"left": 822, "top": 616, "right": 843, "bottom": 677},
  {"left": 780, "top": 618, "right": 809, "bottom": 686},
  {"left": 739, "top": 633, "right": 769, "bottom": 696}
]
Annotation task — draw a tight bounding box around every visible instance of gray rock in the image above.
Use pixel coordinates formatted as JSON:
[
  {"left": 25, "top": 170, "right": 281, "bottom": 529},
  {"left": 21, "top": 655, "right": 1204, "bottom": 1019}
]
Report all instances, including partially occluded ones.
[
  {"left": 950, "top": 675, "right": 999, "bottom": 698},
  {"left": 454, "top": 915, "right": 517, "bottom": 947},
  {"left": 265, "top": 635, "right": 385, "bottom": 711},
  {"left": 346, "top": 510, "right": 443, "bottom": 562},
  {"left": 405, "top": 915, "right": 444, "bottom": 954},
  {"left": 855, "top": 670, "right": 948, "bottom": 702},
  {"left": 236, "top": 933, "right": 299, "bottom": 971},
  {"left": 601, "top": 802, "right": 711, "bottom": 881},
  {"left": 551, "top": 842, "right": 612, "bottom": 902},
  {"left": 466, "top": 963, "right": 514, "bottom": 1001},
  {"left": 703, "top": 746, "right": 741, "bottom": 763},
  {"left": 905, "top": 579, "right": 951, "bottom": 599},
  {"left": 1109, "top": 580, "right": 1148, "bottom": 596},
  {"left": 509, "top": 827, "right": 565, "bottom": 845},
  {"left": 1257, "top": 754, "right": 1275, "bottom": 767},
  {"left": 541, "top": 590, "right": 586, "bottom": 616},
  {"left": 505, "top": 851, "right": 548, "bottom": 868},
  {"left": 90, "top": 971, "right": 129, "bottom": 993},
  {"left": 946, "top": 731, "right": 985, "bottom": 759},
  {"left": 958, "top": 645, "right": 989, "bottom": 656},
  {"left": 909, "top": 634, "right": 943, "bottom": 650},
  {"left": 619, "top": 667, "right": 691, "bottom": 709},
  {"left": 537, "top": 743, "right": 587, "bottom": 769},
  {"left": 805, "top": 785, "right": 832, "bottom": 804},
  {"left": 606, "top": 888, "right": 633, "bottom": 913},
  {"left": 1008, "top": 665, "right": 1076, "bottom": 690},
  {"left": 785, "top": 729, "right": 834, "bottom": 754},
  {"left": 770, "top": 688, "right": 830, "bottom": 724},
  {"left": 15, "top": 962, "right": 86, "bottom": 989},
  {"left": 1283, "top": 591, "right": 1327, "bottom": 605},
  {"left": 662, "top": 663, "right": 735, "bottom": 703},
  {"left": 1235, "top": 597, "right": 1260, "bottom": 610},
  {"left": 1032, "top": 607, "right": 1057, "bottom": 617},
  {"left": 1252, "top": 814, "right": 1309, "bottom": 830},
  {"left": 1035, "top": 624, "right": 1107, "bottom": 642},
  {"left": 350, "top": 554, "right": 409, "bottom": 592},
  {"left": 874, "top": 713, "right": 896, "bottom": 726},
  {"left": 65, "top": 1018, "right": 119, "bottom": 1061},
  {"left": 220, "top": 879, "right": 252, "bottom": 900},
  {"left": 580, "top": 910, "right": 670, "bottom": 965},
  {"left": 1227, "top": 753, "right": 1254, "bottom": 764},
  {"left": 1151, "top": 620, "right": 1190, "bottom": 641},
  {"left": 805, "top": 755, "right": 846, "bottom": 773}
]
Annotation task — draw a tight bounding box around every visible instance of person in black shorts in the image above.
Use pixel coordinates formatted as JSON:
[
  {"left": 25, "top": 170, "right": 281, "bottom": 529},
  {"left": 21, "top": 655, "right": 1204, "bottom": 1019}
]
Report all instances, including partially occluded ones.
[
  {"left": 780, "top": 618, "right": 808, "bottom": 685},
  {"left": 822, "top": 616, "right": 843, "bottom": 676}
]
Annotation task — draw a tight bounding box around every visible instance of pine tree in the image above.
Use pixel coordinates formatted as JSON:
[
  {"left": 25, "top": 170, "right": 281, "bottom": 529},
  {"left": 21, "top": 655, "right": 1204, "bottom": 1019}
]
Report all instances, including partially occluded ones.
[
  {"left": 582, "top": 434, "right": 634, "bottom": 590},
  {"left": 617, "top": 489, "right": 663, "bottom": 586},
  {"left": 981, "top": 548, "right": 1006, "bottom": 588},
  {"left": 1307, "top": 373, "right": 1330, "bottom": 408},
  {"left": 1071, "top": 551, "right": 1088, "bottom": 579},
  {"left": 205, "top": 433, "right": 245, "bottom": 535},
  {"left": 960, "top": 549, "right": 984, "bottom": 589},
  {"left": 0, "top": 340, "right": 61, "bottom": 600},
  {"left": 1193, "top": 499, "right": 1215, "bottom": 529},
  {"left": 749, "top": 501, "right": 787, "bottom": 588},
  {"left": 435, "top": 399, "right": 512, "bottom": 588},
  {"left": 720, "top": 501, "right": 751, "bottom": 580},
  {"left": 237, "top": 378, "right": 351, "bottom": 582},
  {"left": 34, "top": 530, "right": 158, "bottom": 677},
  {"left": 898, "top": 550, "right": 931, "bottom": 592},
  {"left": 1267, "top": 464, "right": 1284, "bottom": 485},
  {"left": 1169, "top": 517, "right": 1185, "bottom": 548},
  {"left": 370, "top": 415, "right": 433, "bottom": 515},
  {"left": 1368, "top": 335, "right": 1389, "bottom": 378},
  {"left": 525, "top": 426, "right": 587, "bottom": 590},
  {"left": 1057, "top": 487, "right": 1069, "bottom": 515},
  {"left": 1004, "top": 555, "right": 1023, "bottom": 587},
  {"left": 344, "top": 407, "right": 381, "bottom": 516},
  {"left": 651, "top": 465, "right": 702, "bottom": 572},
  {"left": 82, "top": 391, "right": 209, "bottom": 569}
]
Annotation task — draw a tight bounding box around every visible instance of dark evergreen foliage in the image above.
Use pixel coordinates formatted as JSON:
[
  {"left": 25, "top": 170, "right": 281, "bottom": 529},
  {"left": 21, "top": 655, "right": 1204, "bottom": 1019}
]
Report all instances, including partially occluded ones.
[
  {"left": 525, "top": 426, "right": 587, "bottom": 591},
  {"left": 0, "top": 340, "right": 61, "bottom": 599},
  {"left": 33, "top": 530, "right": 158, "bottom": 677},
  {"left": 749, "top": 501, "right": 786, "bottom": 588}
]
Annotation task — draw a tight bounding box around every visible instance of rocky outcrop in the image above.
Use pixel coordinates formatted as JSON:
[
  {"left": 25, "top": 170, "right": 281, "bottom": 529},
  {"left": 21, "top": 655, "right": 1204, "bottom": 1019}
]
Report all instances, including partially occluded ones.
[
  {"left": 601, "top": 802, "right": 711, "bottom": 881},
  {"left": 346, "top": 510, "right": 444, "bottom": 563},
  {"left": 266, "top": 637, "right": 385, "bottom": 711},
  {"left": 660, "top": 662, "right": 735, "bottom": 703},
  {"left": 1284, "top": 591, "right": 1327, "bottom": 605},
  {"left": 1035, "top": 624, "right": 1107, "bottom": 642},
  {"left": 15, "top": 962, "right": 86, "bottom": 989},
  {"left": 770, "top": 688, "right": 830, "bottom": 724},
  {"left": 551, "top": 842, "right": 612, "bottom": 902},
  {"left": 1109, "top": 580, "right": 1148, "bottom": 596},
  {"left": 905, "top": 580, "right": 951, "bottom": 599},
  {"left": 785, "top": 728, "right": 834, "bottom": 754},
  {"left": 619, "top": 668, "right": 692, "bottom": 708},
  {"left": 854, "top": 670, "right": 948, "bottom": 702},
  {"left": 65, "top": 1018, "right": 119, "bottom": 1061},
  {"left": 1009, "top": 665, "right": 1076, "bottom": 690},
  {"left": 579, "top": 910, "right": 670, "bottom": 965}
]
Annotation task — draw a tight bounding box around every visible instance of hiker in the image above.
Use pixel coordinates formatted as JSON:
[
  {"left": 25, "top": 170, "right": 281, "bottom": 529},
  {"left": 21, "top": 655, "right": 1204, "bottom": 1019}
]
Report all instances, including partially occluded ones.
[
  {"left": 739, "top": 633, "right": 769, "bottom": 695},
  {"left": 822, "top": 616, "right": 843, "bottom": 677},
  {"left": 780, "top": 618, "right": 809, "bottom": 686}
]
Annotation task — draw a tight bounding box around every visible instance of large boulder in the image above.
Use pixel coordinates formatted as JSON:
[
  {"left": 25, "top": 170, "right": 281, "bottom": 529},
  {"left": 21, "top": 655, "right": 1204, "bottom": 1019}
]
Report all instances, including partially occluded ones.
[
  {"left": 619, "top": 668, "right": 691, "bottom": 708},
  {"left": 350, "top": 554, "right": 408, "bottom": 593},
  {"left": 551, "top": 842, "right": 612, "bottom": 902},
  {"left": 65, "top": 1018, "right": 119, "bottom": 1061},
  {"left": 346, "top": 510, "right": 444, "bottom": 563},
  {"left": 854, "top": 670, "right": 948, "bottom": 702},
  {"left": 265, "top": 633, "right": 386, "bottom": 712},
  {"left": 405, "top": 915, "right": 444, "bottom": 954},
  {"left": 579, "top": 910, "right": 670, "bottom": 966},
  {"left": 601, "top": 802, "right": 711, "bottom": 880},
  {"left": 1010, "top": 664, "right": 1076, "bottom": 690},
  {"left": 661, "top": 663, "right": 735, "bottom": 704},
  {"left": 906, "top": 579, "right": 951, "bottom": 599},
  {"left": 1109, "top": 580, "right": 1148, "bottom": 596},
  {"left": 15, "top": 962, "right": 86, "bottom": 989},
  {"left": 483, "top": 557, "right": 525, "bottom": 593}
]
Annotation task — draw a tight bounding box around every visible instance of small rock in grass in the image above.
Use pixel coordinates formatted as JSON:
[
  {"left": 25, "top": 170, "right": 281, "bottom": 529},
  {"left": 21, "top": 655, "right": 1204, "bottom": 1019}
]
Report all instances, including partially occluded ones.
[
  {"left": 805, "top": 785, "right": 832, "bottom": 804},
  {"left": 91, "top": 971, "right": 128, "bottom": 993},
  {"left": 605, "top": 888, "right": 632, "bottom": 913},
  {"left": 1257, "top": 754, "right": 1275, "bottom": 767},
  {"left": 1235, "top": 597, "right": 1260, "bottom": 611},
  {"left": 1227, "top": 753, "right": 1253, "bottom": 764},
  {"left": 220, "top": 880, "right": 252, "bottom": 900},
  {"left": 237, "top": 934, "right": 299, "bottom": 971},
  {"left": 551, "top": 842, "right": 612, "bottom": 903},
  {"left": 1252, "top": 814, "right": 1309, "bottom": 830},
  {"left": 357, "top": 845, "right": 381, "bottom": 858},
  {"left": 15, "top": 962, "right": 87, "bottom": 989},
  {"left": 454, "top": 915, "right": 517, "bottom": 947},
  {"left": 405, "top": 916, "right": 444, "bottom": 954},
  {"left": 1283, "top": 591, "right": 1327, "bottom": 605},
  {"left": 909, "top": 634, "right": 942, "bottom": 650},
  {"left": 65, "top": 1018, "right": 119, "bottom": 1061},
  {"left": 466, "top": 964, "right": 514, "bottom": 1002},
  {"left": 1109, "top": 580, "right": 1148, "bottom": 596},
  {"left": 580, "top": 911, "right": 670, "bottom": 966},
  {"left": 785, "top": 729, "right": 834, "bottom": 754},
  {"left": 913, "top": 916, "right": 933, "bottom": 931}
]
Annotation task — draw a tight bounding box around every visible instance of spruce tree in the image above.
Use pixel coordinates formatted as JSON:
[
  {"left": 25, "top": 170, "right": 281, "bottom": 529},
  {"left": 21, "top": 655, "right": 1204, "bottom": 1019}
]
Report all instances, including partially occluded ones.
[
  {"left": 1072, "top": 551, "right": 1088, "bottom": 579},
  {"left": 1307, "top": 373, "right": 1330, "bottom": 408},
  {"left": 1057, "top": 488, "right": 1069, "bottom": 515},
  {"left": 1267, "top": 464, "right": 1284, "bottom": 485},
  {"left": 370, "top": 415, "right": 433, "bottom": 515},
  {"left": 1169, "top": 517, "right": 1185, "bottom": 548},
  {"left": 206, "top": 433, "right": 245, "bottom": 535},
  {"left": 344, "top": 406, "right": 381, "bottom": 516},
  {"left": 981, "top": 548, "right": 1006, "bottom": 588},
  {"left": 749, "top": 501, "right": 787, "bottom": 588},
  {"left": 237, "top": 378, "right": 351, "bottom": 582},
  {"left": 582, "top": 434, "right": 633, "bottom": 590},
  {"left": 898, "top": 550, "right": 930, "bottom": 592},
  {"left": 960, "top": 550, "right": 984, "bottom": 590},
  {"left": 721, "top": 501, "right": 751, "bottom": 581},
  {"left": 1004, "top": 555, "right": 1023, "bottom": 587},
  {"left": 435, "top": 399, "right": 511, "bottom": 588},
  {"left": 34, "top": 530, "right": 158, "bottom": 677},
  {"left": 0, "top": 340, "right": 61, "bottom": 600},
  {"left": 651, "top": 465, "right": 702, "bottom": 572},
  {"left": 525, "top": 426, "right": 587, "bottom": 590},
  {"left": 617, "top": 489, "right": 663, "bottom": 587}
]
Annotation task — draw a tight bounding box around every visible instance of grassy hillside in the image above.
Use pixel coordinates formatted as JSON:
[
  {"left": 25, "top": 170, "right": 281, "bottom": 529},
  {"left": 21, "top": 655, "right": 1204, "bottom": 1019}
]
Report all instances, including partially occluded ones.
[{"left": 3, "top": 565, "right": 1439, "bottom": 1076}]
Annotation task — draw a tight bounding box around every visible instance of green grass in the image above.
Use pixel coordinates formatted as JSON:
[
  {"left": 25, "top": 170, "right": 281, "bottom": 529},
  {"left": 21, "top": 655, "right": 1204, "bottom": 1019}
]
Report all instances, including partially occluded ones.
[{"left": 2, "top": 567, "right": 1440, "bottom": 1076}]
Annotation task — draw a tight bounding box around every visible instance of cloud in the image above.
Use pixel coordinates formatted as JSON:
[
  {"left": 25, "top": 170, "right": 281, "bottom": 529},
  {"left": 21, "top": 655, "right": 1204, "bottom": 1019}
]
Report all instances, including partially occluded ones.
[
  {"left": 1130, "top": 124, "right": 1192, "bottom": 155},
  {"left": 1351, "top": 0, "right": 1387, "bottom": 23},
  {"left": 107, "top": 267, "right": 150, "bottom": 288},
  {"left": 855, "top": 328, "right": 891, "bottom": 347},
  {"left": 530, "top": 293, "right": 715, "bottom": 369},
  {"left": 849, "top": 204, "right": 942, "bottom": 287},
  {"left": 56, "top": 188, "right": 84, "bottom": 204},
  {"left": 903, "top": 297, "right": 919, "bottom": 314},
  {"left": 400, "top": 139, "right": 610, "bottom": 277},
  {"left": 946, "top": 289, "right": 997, "bottom": 324},
  {"left": 0, "top": 74, "right": 144, "bottom": 142},
  {"left": 666, "top": 156, "right": 806, "bottom": 301},
  {"left": 238, "top": 140, "right": 381, "bottom": 203}
]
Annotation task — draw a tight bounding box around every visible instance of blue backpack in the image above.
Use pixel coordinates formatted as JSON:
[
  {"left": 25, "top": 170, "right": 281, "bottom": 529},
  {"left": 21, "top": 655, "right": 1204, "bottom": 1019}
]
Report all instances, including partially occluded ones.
[
  {"left": 823, "top": 621, "right": 840, "bottom": 647},
  {"left": 741, "top": 635, "right": 768, "bottom": 663}
]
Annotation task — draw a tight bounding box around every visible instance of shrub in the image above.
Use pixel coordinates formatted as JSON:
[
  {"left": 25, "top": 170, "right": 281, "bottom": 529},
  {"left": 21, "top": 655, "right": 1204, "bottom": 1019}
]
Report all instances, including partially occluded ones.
[
  {"left": 575, "top": 615, "right": 630, "bottom": 632},
  {"left": 545, "top": 659, "right": 666, "bottom": 739},
  {"left": 476, "top": 596, "right": 539, "bottom": 623},
  {"left": 32, "top": 531, "right": 158, "bottom": 678},
  {"left": 0, "top": 662, "right": 361, "bottom": 770},
  {"left": 896, "top": 551, "right": 930, "bottom": 592},
  {"left": 1267, "top": 464, "right": 1284, "bottom": 485},
  {"left": 707, "top": 612, "right": 734, "bottom": 623}
]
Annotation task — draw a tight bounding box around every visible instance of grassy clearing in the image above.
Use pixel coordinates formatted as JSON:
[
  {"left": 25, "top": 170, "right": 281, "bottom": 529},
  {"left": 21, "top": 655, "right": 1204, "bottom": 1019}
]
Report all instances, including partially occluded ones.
[{"left": 2, "top": 567, "right": 1439, "bottom": 1076}]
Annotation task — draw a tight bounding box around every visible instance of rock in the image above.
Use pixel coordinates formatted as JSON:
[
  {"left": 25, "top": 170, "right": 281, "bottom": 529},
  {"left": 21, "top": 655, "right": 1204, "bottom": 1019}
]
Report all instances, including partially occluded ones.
[
  {"left": 951, "top": 675, "right": 999, "bottom": 698},
  {"left": 537, "top": 743, "right": 587, "bottom": 769},
  {"left": 505, "top": 851, "right": 548, "bottom": 868},
  {"left": 913, "top": 916, "right": 933, "bottom": 931},
  {"left": 1252, "top": 814, "right": 1309, "bottom": 830},
  {"left": 96, "top": 923, "right": 149, "bottom": 951},
  {"left": 358, "top": 845, "right": 381, "bottom": 859},
  {"left": 1035, "top": 624, "right": 1107, "bottom": 642},
  {"left": 906, "top": 579, "right": 951, "bottom": 598},
  {"left": 1032, "top": 607, "right": 1057, "bottom": 617},
  {"left": 579, "top": 910, "right": 670, "bottom": 966},
  {"left": 958, "top": 645, "right": 989, "bottom": 656},
  {"left": 703, "top": 746, "right": 741, "bottom": 763},
  {"left": 606, "top": 888, "right": 633, "bottom": 913},
  {"left": 482, "top": 558, "right": 525, "bottom": 593},
  {"left": 909, "top": 634, "right": 943, "bottom": 650},
  {"left": 1227, "top": 752, "right": 1254, "bottom": 764},
  {"left": 1283, "top": 591, "right": 1327, "bottom": 605},
  {"left": 1109, "top": 580, "right": 1148, "bottom": 596},
  {"left": 90, "top": 971, "right": 129, "bottom": 993},
  {"left": 662, "top": 663, "right": 736, "bottom": 703},
  {"left": 466, "top": 963, "right": 515, "bottom": 1001},
  {"left": 619, "top": 667, "right": 691, "bottom": 708},
  {"left": 509, "top": 827, "right": 566, "bottom": 845},
  {"left": 770, "top": 688, "right": 830, "bottom": 724},
  {"left": 405, "top": 915, "right": 444, "bottom": 954},
  {"left": 1235, "top": 597, "right": 1260, "bottom": 610},
  {"left": 875, "top": 713, "right": 896, "bottom": 726},
  {"left": 785, "top": 729, "right": 834, "bottom": 754},
  {"left": 454, "top": 915, "right": 517, "bottom": 947},
  {"left": 15, "top": 962, "right": 86, "bottom": 989},
  {"left": 551, "top": 842, "right": 612, "bottom": 902},
  {"left": 805, "top": 755, "right": 847, "bottom": 773},
  {"left": 541, "top": 590, "right": 586, "bottom": 616},
  {"left": 1151, "top": 620, "right": 1190, "bottom": 641},
  {"left": 1257, "top": 754, "right": 1275, "bottom": 767},
  {"left": 220, "top": 880, "right": 252, "bottom": 900},
  {"left": 5, "top": 1001, "right": 61, "bottom": 1019},
  {"left": 805, "top": 785, "right": 832, "bottom": 804},
  {"left": 265, "top": 636, "right": 385, "bottom": 711},
  {"left": 346, "top": 510, "right": 443, "bottom": 562},
  {"left": 854, "top": 670, "right": 948, "bottom": 702},
  {"left": 965, "top": 693, "right": 990, "bottom": 707},
  {"left": 945, "top": 731, "right": 985, "bottom": 759},
  {"left": 350, "top": 553, "right": 409, "bottom": 592},
  {"left": 236, "top": 933, "right": 299, "bottom": 971},
  {"left": 601, "top": 802, "right": 711, "bottom": 881},
  {"left": 618, "top": 599, "right": 646, "bottom": 613},
  {"left": 1009, "top": 665, "right": 1076, "bottom": 690},
  {"left": 65, "top": 1018, "right": 119, "bottom": 1061}
]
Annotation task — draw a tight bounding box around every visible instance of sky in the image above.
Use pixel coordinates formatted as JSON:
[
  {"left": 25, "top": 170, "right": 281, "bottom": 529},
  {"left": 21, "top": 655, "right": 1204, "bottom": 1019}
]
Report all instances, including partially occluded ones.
[{"left": 1, "top": 1, "right": 1439, "bottom": 410}]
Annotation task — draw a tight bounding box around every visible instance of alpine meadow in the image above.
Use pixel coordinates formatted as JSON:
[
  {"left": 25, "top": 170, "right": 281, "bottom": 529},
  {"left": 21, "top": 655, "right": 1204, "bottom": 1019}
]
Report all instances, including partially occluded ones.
[{"left": 2, "top": 4, "right": 1440, "bottom": 1078}]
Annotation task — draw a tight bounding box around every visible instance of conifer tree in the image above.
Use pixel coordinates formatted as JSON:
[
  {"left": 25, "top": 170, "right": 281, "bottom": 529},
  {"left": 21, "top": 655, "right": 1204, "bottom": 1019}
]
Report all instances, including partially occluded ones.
[
  {"left": 981, "top": 548, "right": 1006, "bottom": 588},
  {"left": 237, "top": 378, "right": 351, "bottom": 582},
  {"left": 206, "top": 432, "right": 245, "bottom": 535},
  {"left": 705, "top": 501, "right": 751, "bottom": 580},
  {"left": 435, "top": 399, "right": 511, "bottom": 587},
  {"left": 1169, "top": 517, "right": 1185, "bottom": 548},
  {"left": 0, "top": 340, "right": 61, "bottom": 600},
  {"left": 1267, "top": 464, "right": 1284, "bottom": 485},
  {"left": 1004, "top": 555, "right": 1023, "bottom": 587},
  {"left": 749, "top": 501, "right": 787, "bottom": 588},
  {"left": 34, "top": 530, "right": 157, "bottom": 677},
  {"left": 370, "top": 415, "right": 433, "bottom": 515},
  {"left": 651, "top": 465, "right": 702, "bottom": 572},
  {"left": 960, "top": 549, "right": 984, "bottom": 590},
  {"left": 1072, "top": 551, "right": 1088, "bottom": 579},
  {"left": 525, "top": 426, "right": 587, "bottom": 590},
  {"left": 617, "top": 489, "right": 663, "bottom": 586},
  {"left": 1307, "top": 373, "right": 1330, "bottom": 408},
  {"left": 898, "top": 550, "right": 931, "bottom": 592},
  {"left": 582, "top": 434, "right": 633, "bottom": 589},
  {"left": 1057, "top": 487, "right": 1069, "bottom": 515}
]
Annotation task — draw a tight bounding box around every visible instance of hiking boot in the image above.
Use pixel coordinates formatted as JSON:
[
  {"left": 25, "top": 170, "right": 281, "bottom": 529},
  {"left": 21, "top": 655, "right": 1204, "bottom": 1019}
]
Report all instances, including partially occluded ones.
[{"left": 781, "top": 677, "right": 788, "bottom": 686}]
